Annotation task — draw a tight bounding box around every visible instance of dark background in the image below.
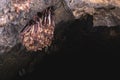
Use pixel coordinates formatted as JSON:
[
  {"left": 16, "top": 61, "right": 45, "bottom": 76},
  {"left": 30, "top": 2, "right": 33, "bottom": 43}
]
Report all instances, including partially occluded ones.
[{"left": 15, "top": 14, "right": 119, "bottom": 80}]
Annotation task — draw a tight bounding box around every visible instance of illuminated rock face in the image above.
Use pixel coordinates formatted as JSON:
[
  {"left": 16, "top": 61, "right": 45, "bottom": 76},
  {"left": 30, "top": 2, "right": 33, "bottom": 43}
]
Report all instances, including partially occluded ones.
[
  {"left": 65, "top": 0, "right": 120, "bottom": 26},
  {"left": 20, "top": 7, "right": 55, "bottom": 51},
  {"left": 12, "top": 0, "right": 31, "bottom": 13},
  {"left": 1, "top": 0, "right": 120, "bottom": 80}
]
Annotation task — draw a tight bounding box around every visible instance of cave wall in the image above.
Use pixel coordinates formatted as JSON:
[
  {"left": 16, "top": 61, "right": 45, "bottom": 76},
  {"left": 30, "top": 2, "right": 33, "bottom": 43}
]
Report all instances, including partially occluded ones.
[{"left": 0, "top": 0, "right": 120, "bottom": 80}]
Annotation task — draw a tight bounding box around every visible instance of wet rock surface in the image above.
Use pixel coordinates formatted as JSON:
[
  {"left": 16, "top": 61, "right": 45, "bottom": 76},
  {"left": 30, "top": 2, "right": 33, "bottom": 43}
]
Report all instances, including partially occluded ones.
[{"left": 0, "top": 0, "right": 120, "bottom": 80}]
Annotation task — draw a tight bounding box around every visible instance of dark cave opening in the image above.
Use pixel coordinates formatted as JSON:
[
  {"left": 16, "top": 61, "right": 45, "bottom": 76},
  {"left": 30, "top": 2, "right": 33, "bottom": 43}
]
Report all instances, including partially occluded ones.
[{"left": 15, "top": 14, "right": 120, "bottom": 80}]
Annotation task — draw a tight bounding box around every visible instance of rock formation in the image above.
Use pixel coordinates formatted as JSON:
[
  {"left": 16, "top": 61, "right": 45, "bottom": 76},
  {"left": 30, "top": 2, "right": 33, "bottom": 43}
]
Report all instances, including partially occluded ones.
[{"left": 0, "top": 0, "right": 120, "bottom": 80}]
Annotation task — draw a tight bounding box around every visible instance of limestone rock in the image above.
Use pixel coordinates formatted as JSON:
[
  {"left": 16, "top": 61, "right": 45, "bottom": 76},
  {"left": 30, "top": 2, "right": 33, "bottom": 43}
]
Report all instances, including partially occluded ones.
[
  {"left": 65, "top": 0, "right": 120, "bottom": 26},
  {"left": 0, "top": 0, "right": 120, "bottom": 80}
]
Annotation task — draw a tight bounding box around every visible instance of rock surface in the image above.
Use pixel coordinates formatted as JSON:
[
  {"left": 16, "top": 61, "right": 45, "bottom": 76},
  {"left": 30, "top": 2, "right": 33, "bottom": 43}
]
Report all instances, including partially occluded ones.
[
  {"left": 0, "top": 0, "right": 120, "bottom": 80},
  {"left": 65, "top": 0, "right": 120, "bottom": 26}
]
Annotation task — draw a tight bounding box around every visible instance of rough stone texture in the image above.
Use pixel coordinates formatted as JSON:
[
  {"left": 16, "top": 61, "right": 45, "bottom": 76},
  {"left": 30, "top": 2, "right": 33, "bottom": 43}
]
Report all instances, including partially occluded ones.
[
  {"left": 0, "top": 0, "right": 73, "bottom": 80},
  {"left": 0, "top": 0, "right": 120, "bottom": 80},
  {"left": 65, "top": 0, "right": 120, "bottom": 26}
]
